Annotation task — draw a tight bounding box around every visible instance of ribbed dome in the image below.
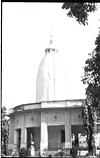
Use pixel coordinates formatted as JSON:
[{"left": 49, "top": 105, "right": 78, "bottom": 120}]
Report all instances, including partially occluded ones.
[{"left": 36, "top": 40, "right": 67, "bottom": 102}]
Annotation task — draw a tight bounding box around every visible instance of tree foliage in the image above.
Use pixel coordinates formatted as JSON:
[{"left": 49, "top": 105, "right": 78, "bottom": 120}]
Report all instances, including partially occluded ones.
[
  {"left": 1, "top": 106, "right": 9, "bottom": 156},
  {"left": 82, "top": 31, "right": 100, "bottom": 101},
  {"left": 62, "top": 3, "right": 96, "bottom": 25}
]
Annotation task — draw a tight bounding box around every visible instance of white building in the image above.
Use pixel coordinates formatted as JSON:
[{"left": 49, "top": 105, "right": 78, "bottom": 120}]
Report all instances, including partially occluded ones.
[{"left": 7, "top": 39, "right": 100, "bottom": 156}]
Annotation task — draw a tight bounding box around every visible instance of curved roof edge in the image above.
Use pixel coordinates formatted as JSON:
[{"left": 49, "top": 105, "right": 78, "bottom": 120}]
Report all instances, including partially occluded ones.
[{"left": 7, "top": 99, "right": 84, "bottom": 116}]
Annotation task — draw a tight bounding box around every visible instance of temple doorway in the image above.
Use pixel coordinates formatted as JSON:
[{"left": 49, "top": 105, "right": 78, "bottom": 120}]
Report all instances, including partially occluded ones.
[
  {"left": 71, "top": 125, "right": 87, "bottom": 148},
  {"left": 16, "top": 129, "right": 21, "bottom": 149},
  {"left": 27, "top": 127, "right": 40, "bottom": 150}
]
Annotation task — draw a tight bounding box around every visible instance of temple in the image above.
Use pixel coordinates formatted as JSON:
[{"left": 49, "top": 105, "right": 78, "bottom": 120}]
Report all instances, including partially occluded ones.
[{"left": 7, "top": 38, "right": 100, "bottom": 156}]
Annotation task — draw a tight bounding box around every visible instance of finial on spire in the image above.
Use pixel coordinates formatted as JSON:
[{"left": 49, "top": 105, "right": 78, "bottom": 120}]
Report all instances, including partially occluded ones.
[
  {"left": 45, "top": 27, "right": 58, "bottom": 53},
  {"left": 49, "top": 26, "right": 53, "bottom": 45}
]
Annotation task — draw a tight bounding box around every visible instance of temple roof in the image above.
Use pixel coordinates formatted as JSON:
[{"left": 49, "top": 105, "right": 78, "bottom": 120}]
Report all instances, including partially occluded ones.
[{"left": 36, "top": 39, "right": 67, "bottom": 102}]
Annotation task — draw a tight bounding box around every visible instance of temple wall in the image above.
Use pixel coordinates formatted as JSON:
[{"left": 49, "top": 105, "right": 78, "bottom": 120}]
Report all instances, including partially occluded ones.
[
  {"left": 40, "top": 108, "right": 82, "bottom": 126},
  {"left": 25, "top": 111, "right": 41, "bottom": 127},
  {"left": 42, "top": 109, "right": 66, "bottom": 126},
  {"left": 70, "top": 108, "right": 83, "bottom": 125},
  {"left": 14, "top": 113, "right": 24, "bottom": 129},
  {"left": 14, "top": 111, "right": 41, "bottom": 129}
]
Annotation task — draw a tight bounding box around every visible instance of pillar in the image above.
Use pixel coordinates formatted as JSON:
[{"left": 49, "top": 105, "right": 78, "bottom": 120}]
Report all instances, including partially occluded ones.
[
  {"left": 24, "top": 128, "right": 27, "bottom": 146},
  {"left": 20, "top": 115, "right": 27, "bottom": 148},
  {"left": 65, "top": 109, "right": 72, "bottom": 149},
  {"left": 40, "top": 111, "right": 48, "bottom": 156},
  {"left": 14, "top": 129, "right": 18, "bottom": 149},
  {"left": 65, "top": 125, "right": 72, "bottom": 148},
  {"left": 20, "top": 127, "right": 27, "bottom": 148}
]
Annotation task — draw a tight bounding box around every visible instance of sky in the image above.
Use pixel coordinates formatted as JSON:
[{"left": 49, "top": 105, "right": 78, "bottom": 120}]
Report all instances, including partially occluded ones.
[{"left": 2, "top": 3, "right": 100, "bottom": 110}]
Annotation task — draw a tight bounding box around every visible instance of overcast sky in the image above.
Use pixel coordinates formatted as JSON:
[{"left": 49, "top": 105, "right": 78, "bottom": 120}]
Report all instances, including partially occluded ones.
[{"left": 2, "top": 3, "right": 100, "bottom": 109}]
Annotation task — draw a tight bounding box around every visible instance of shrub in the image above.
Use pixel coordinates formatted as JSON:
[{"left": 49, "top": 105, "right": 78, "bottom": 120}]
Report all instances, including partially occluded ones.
[
  {"left": 70, "top": 146, "right": 78, "bottom": 158},
  {"left": 19, "top": 147, "right": 28, "bottom": 157}
]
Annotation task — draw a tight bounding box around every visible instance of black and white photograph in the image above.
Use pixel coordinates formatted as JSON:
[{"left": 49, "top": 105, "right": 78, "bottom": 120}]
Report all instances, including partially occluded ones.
[{"left": 1, "top": 2, "right": 100, "bottom": 157}]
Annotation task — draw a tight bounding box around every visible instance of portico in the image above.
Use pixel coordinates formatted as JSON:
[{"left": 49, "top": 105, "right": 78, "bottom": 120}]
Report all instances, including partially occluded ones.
[{"left": 8, "top": 99, "right": 85, "bottom": 155}]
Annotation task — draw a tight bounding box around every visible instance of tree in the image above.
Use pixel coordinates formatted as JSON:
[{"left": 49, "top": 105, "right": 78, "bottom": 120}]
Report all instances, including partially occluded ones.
[
  {"left": 62, "top": 3, "right": 96, "bottom": 25},
  {"left": 62, "top": 2, "right": 100, "bottom": 155},
  {"left": 82, "top": 31, "right": 100, "bottom": 155},
  {"left": 1, "top": 106, "right": 9, "bottom": 156}
]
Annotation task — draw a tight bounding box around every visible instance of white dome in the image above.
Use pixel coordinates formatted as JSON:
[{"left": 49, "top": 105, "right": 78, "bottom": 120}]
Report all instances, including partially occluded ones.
[{"left": 36, "top": 40, "right": 67, "bottom": 102}]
